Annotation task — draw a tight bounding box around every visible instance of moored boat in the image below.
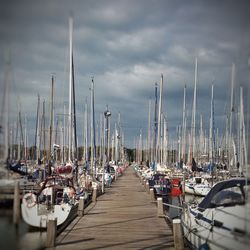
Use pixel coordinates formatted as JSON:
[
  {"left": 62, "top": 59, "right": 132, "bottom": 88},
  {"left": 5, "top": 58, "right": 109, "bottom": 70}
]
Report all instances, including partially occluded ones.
[
  {"left": 182, "top": 178, "right": 250, "bottom": 250},
  {"left": 21, "top": 176, "right": 80, "bottom": 228}
]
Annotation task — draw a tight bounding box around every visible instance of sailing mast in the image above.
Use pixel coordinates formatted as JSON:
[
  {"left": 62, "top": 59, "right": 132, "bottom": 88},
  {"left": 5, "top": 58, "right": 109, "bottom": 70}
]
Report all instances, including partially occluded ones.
[
  {"left": 34, "top": 94, "right": 40, "bottom": 163},
  {"left": 68, "top": 17, "right": 73, "bottom": 163},
  {"left": 48, "top": 76, "right": 54, "bottom": 175},
  {"left": 229, "top": 63, "right": 235, "bottom": 172},
  {"left": 90, "top": 78, "right": 97, "bottom": 177},
  {"left": 147, "top": 100, "right": 151, "bottom": 164},
  {"left": 157, "top": 74, "right": 163, "bottom": 164},
  {"left": 181, "top": 85, "right": 186, "bottom": 162},
  {"left": 209, "top": 84, "right": 215, "bottom": 174},
  {"left": 72, "top": 52, "right": 78, "bottom": 180},
  {"left": 153, "top": 83, "right": 158, "bottom": 169},
  {"left": 83, "top": 99, "right": 88, "bottom": 164},
  {"left": 190, "top": 58, "right": 198, "bottom": 162},
  {"left": 239, "top": 87, "right": 247, "bottom": 174}
]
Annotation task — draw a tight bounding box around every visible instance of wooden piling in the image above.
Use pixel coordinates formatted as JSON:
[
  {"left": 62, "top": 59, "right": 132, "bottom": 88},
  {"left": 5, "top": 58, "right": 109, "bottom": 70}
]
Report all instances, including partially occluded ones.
[
  {"left": 150, "top": 188, "right": 155, "bottom": 202},
  {"left": 78, "top": 196, "right": 85, "bottom": 216},
  {"left": 92, "top": 187, "right": 97, "bottom": 202},
  {"left": 146, "top": 182, "right": 150, "bottom": 193},
  {"left": 46, "top": 218, "right": 57, "bottom": 248},
  {"left": 157, "top": 197, "right": 164, "bottom": 217},
  {"left": 173, "top": 219, "right": 184, "bottom": 250},
  {"left": 13, "top": 181, "right": 20, "bottom": 225}
]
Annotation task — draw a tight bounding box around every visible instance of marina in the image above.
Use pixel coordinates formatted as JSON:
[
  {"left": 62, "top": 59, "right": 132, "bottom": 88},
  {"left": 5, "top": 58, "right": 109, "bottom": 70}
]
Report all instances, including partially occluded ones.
[{"left": 1, "top": 1, "right": 250, "bottom": 250}]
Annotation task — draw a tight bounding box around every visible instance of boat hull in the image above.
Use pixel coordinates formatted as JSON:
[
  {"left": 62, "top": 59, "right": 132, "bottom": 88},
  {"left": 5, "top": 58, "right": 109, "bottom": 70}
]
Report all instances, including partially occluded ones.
[
  {"left": 21, "top": 201, "right": 78, "bottom": 228},
  {"left": 182, "top": 204, "right": 250, "bottom": 250}
]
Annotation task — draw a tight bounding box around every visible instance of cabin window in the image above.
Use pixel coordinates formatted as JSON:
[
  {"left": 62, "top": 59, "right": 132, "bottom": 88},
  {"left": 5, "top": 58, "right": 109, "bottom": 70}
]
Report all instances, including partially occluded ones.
[{"left": 210, "top": 187, "right": 244, "bottom": 207}]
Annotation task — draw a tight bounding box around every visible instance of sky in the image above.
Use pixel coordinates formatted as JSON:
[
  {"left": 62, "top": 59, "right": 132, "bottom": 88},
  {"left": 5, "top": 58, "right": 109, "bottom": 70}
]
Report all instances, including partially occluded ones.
[{"left": 0, "top": 0, "right": 250, "bottom": 149}]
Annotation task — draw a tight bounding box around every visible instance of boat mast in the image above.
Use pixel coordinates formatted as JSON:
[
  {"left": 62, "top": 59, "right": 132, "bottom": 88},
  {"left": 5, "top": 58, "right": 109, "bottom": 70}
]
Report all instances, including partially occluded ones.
[
  {"left": 48, "top": 76, "right": 54, "bottom": 175},
  {"left": 35, "top": 94, "right": 40, "bottom": 163},
  {"left": 90, "top": 78, "right": 96, "bottom": 177},
  {"left": 209, "top": 84, "right": 215, "bottom": 165},
  {"left": 83, "top": 99, "right": 88, "bottom": 163},
  {"left": 147, "top": 99, "right": 151, "bottom": 163},
  {"left": 157, "top": 74, "right": 163, "bottom": 164},
  {"left": 190, "top": 58, "right": 198, "bottom": 162},
  {"left": 181, "top": 85, "right": 186, "bottom": 162},
  {"left": 239, "top": 87, "right": 247, "bottom": 174},
  {"left": 229, "top": 63, "right": 235, "bottom": 171},
  {"left": 153, "top": 83, "right": 158, "bottom": 168},
  {"left": 18, "top": 110, "right": 24, "bottom": 161},
  {"left": 42, "top": 100, "right": 46, "bottom": 162},
  {"left": 68, "top": 17, "right": 73, "bottom": 162},
  {"left": 72, "top": 51, "right": 78, "bottom": 180}
]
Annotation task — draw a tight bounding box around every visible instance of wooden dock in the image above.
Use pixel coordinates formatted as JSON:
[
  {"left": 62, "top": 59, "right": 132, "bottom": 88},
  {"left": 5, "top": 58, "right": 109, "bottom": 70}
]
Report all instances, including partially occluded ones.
[{"left": 55, "top": 166, "right": 175, "bottom": 250}]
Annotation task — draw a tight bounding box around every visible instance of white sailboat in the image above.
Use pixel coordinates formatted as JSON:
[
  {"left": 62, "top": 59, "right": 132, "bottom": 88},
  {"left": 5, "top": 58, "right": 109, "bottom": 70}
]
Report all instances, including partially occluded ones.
[
  {"left": 182, "top": 178, "right": 250, "bottom": 250},
  {"left": 21, "top": 17, "right": 80, "bottom": 228}
]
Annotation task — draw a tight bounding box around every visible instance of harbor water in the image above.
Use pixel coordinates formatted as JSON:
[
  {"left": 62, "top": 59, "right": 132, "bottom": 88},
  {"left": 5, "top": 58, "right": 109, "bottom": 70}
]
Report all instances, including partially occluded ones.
[{"left": 0, "top": 210, "right": 46, "bottom": 250}]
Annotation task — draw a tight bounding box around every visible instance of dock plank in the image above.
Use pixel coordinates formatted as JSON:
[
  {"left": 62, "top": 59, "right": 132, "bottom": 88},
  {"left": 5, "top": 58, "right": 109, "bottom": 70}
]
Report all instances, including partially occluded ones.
[{"left": 56, "top": 166, "right": 174, "bottom": 249}]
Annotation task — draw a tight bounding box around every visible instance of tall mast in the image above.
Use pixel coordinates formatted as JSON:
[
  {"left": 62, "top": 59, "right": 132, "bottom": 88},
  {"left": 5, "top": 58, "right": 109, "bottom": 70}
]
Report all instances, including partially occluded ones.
[
  {"left": 0, "top": 54, "right": 10, "bottom": 161},
  {"left": 153, "top": 83, "right": 158, "bottom": 167},
  {"left": 147, "top": 99, "right": 151, "bottom": 163},
  {"left": 68, "top": 17, "right": 73, "bottom": 162},
  {"left": 90, "top": 78, "right": 96, "bottom": 177},
  {"left": 48, "top": 76, "right": 54, "bottom": 175},
  {"left": 72, "top": 51, "right": 78, "bottom": 180},
  {"left": 190, "top": 58, "right": 198, "bottom": 161},
  {"left": 229, "top": 63, "right": 235, "bottom": 171},
  {"left": 181, "top": 85, "right": 186, "bottom": 161},
  {"left": 157, "top": 74, "right": 163, "bottom": 163},
  {"left": 209, "top": 84, "right": 214, "bottom": 164},
  {"left": 84, "top": 99, "right": 88, "bottom": 163},
  {"left": 35, "top": 95, "right": 40, "bottom": 162},
  {"left": 239, "top": 87, "right": 247, "bottom": 172}
]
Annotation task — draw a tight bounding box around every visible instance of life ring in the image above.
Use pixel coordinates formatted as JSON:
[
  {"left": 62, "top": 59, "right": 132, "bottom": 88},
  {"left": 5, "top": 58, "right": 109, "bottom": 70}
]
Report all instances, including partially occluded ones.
[{"left": 23, "top": 192, "right": 36, "bottom": 208}]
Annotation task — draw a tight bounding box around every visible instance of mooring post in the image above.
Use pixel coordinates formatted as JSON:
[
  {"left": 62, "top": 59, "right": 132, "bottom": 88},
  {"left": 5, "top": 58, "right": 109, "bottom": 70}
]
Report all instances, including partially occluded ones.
[
  {"left": 150, "top": 188, "right": 155, "bottom": 202},
  {"left": 173, "top": 219, "right": 184, "bottom": 250},
  {"left": 157, "top": 197, "right": 164, "bottom": 217},
  {"left": 46, "top": 218, "right": 57, "bottom": 248},
  {"left": 146, "top": 182, "right": 150, "bottom": 193},
  {"left": 92, "top": 187, "right": 97, "bottom": 202},
  {"left": 78, "top": 196, "right": 85, "bottom": 216},
  {"left": 13, "top": 181, "right": 20, "bottom": 225}
]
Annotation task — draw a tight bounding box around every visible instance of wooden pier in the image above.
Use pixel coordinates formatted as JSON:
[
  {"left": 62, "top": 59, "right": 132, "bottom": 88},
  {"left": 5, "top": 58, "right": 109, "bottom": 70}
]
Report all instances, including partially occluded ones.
[{"left": 55, "top": 166, "right": 175, "bottom": 249}]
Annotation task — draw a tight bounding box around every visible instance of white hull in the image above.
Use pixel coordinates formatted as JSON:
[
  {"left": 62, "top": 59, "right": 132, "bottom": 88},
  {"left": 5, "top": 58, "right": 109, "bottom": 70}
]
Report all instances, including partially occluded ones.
[
  {"left": 21, "top": 201, "right": 78, "bottom": 228},
  {"left": 182, "top": 178, "right": 250, "bottom": 250},
  {"left": 182, "top": 204, "right": 250, "bottom": 250}
]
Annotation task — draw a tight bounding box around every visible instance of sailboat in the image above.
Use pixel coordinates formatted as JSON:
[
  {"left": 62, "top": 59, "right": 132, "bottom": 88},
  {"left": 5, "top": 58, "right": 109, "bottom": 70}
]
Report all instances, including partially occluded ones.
[
  {"left": 182, "top": 178, "right": 250, "bottom": 250},
  {"left": 21, "top": 17, "right": 81, "bottom": 228},
  {"left": 182, "top": 70, "right": 250, "bottom": 249}
]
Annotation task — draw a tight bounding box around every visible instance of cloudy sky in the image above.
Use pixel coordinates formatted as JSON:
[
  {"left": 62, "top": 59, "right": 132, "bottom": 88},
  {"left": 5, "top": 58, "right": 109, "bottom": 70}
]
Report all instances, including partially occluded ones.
[{"left": 0, "top": 0, "right": 250, "bottom": 148}]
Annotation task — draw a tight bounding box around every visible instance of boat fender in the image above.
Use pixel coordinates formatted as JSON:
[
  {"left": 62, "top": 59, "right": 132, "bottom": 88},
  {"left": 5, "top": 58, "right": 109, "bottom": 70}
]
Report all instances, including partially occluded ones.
[{"left": 23, "top": 192, "right": 36, "bottom": 208}]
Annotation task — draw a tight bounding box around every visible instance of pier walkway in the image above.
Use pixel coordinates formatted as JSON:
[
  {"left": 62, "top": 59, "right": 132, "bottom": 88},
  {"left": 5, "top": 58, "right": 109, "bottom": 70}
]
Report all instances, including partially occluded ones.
[{"left": 56, "top": 166, "right": 174, "bottom": 249}]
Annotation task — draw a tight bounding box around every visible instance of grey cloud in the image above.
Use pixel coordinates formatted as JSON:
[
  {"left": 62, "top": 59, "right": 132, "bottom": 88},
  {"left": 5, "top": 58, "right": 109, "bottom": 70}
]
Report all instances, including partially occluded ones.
[{"left": 1, "top": 0, "right": 250, "bottom": 147}]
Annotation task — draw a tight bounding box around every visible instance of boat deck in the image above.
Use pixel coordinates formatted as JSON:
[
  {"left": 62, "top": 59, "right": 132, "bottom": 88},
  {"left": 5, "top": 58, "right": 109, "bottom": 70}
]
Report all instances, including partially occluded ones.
[{"left": 56, "top": 166, "right": 175, "bottom": 249}]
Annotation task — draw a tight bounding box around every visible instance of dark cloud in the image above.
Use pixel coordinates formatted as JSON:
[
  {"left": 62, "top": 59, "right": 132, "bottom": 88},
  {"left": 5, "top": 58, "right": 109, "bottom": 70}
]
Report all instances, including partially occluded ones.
[{"left": 0, "top": 0, "right": 250, "bottom": 147}]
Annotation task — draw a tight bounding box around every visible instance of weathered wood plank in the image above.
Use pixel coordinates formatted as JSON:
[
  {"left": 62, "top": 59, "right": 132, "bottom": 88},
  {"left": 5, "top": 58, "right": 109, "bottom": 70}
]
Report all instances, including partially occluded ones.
[{"left": 56, "top": 166, "right": 174, "bottom": 250}]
